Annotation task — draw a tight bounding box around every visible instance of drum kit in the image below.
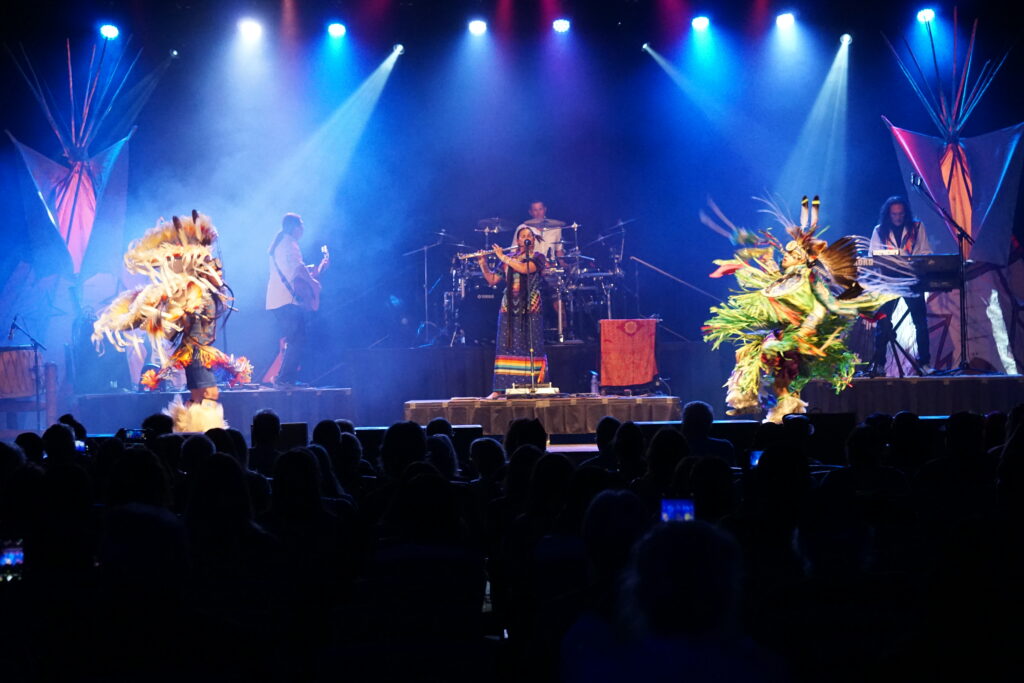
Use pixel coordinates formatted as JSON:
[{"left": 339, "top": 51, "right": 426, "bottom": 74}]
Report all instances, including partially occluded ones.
[{"left": 440, "top": 216, "right": 633, "bottom": 345}]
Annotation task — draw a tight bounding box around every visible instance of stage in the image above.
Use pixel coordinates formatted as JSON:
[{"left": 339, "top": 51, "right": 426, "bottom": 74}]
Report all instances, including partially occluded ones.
[
  {"left": 74, "top": 387, "right": 353, "bottom": 434},
  {"left": 801, "top": 374, "right": 1024, "bottom": 419},
  {"left": 404, "top": 395, "right": 682, "bottom": 435}
]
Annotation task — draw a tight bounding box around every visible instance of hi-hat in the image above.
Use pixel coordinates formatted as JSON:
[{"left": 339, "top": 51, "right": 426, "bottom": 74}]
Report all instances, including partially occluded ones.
[{"left": 525, "top": 218, "right": 566, "bottom": 229}]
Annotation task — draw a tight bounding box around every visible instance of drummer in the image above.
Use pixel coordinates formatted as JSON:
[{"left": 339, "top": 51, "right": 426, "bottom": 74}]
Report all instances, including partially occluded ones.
[{"left": 517, "top": 201, "right": 567, "bottom": 266}]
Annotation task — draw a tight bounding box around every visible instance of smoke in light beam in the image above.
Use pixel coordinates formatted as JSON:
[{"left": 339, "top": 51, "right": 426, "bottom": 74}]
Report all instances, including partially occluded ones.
[
  {"left": 643, "top": 44, "right": 770, "bottom": 166},
  {"left": 248, "top": 48, "right": 402, "bottom": 230},
  {"left": 774, "top": 40, "right": 850, "bottom": 226}
]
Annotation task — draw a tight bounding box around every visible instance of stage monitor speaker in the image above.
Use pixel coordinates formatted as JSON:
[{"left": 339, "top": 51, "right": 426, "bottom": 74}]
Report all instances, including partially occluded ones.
[
  {"left": 279, "top": 422, "right": 308, "bottom": 451},
  {"left": 449, "top": 424, "right": 484, "bottom": 467}
]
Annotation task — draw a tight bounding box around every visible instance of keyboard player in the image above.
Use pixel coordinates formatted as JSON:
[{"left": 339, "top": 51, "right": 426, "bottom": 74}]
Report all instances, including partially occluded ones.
[{"left": 867, "top": 196, "right": 933, "bottom": 375}]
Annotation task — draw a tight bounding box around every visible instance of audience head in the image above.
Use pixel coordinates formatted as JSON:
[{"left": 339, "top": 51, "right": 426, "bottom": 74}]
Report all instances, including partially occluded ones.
[
  {"left": 623, "top": 521, "right": 742, "bottom": 638},
  {"left": 185, "top": 453, "right": 252, "bottom": 534},
  {"left": 42, "top": 422, "right": 76, "bottom": 463},
  {"left": 469, "top": 437, "right": 505, "bottom": 480},
  {"left": 846, "top": 424, "right": 885, "bottom": 468},
  {"left": 181, "top": 434, "right": 215, "bottom": 474},
  {"left": 781, "top": 413, "right": 814, "bottom": 444},
  {"left": 426, "top": 434, "right": 458, "bottom": 480},
  {"left": 595, "top": 415, "right": 622, "bottom": 454},
  {"left": 681, "top": 401, "right": 715, "bottom": 440},
  {"left": 335, "top": 432, "right": 363, "bottom": 474},
  {"left": 388, "top": 471, "right": 463, "bottom": 543},
  {"left": 646, "top": 428, "right": 688, "bottom": 484},
  {"left": 205, "top": 427, "right": 236, "bottom": 458},
  {"left": 272, "top": 448, "right": 324, "bottom": 518},
  {"left": 141, "top": 412, "right": 174, "bottom": 439},
  {"left": 945, "top": 411, "right": 986, "bottom": 459},
  {"left": 505, "top": 444, "right": 543, "bottom": 503},
  {"left": 381, "top": 421, "right": 427, "bottom": 478},
  {"left": 108, "top": 446, "right": 171, "bottom": 508},
  {"left": 335, "top": 419, "right": 356, "bottom": 435},
  {"left": 426, "top": 417, "right": 455, "bottom": 439},
  {"left": 307, "top": 443, "right": 342, "bottom": 496},
  {"left": 526, "top": 452, "right": 575, "bottom": 518},
  {"left": 251, "top": 409, "right": 282, "bottom": 448},
  {"left": 59, "top": 413, "right": 87, "bottom": 441},
  {"left": 504, "top": 417, "right": 547, "bottom": 456},
  {"left": 15, "top": 432, "right": 45, "bottom": 464},
  {"left": 312, "top": 419, "right": 342, "bottom": 450}
]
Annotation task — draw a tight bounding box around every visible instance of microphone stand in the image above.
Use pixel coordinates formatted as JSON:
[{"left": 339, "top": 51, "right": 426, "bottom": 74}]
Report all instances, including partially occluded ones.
[
  {"left": 525, "top": 239, "right": 537, "bottom": 394},
  {"left": 403, "top": 231, "right": 448, "bottom": 347},
  {"left": 909, "top": 173, "right": 974, "bottom": 374},
  {"left": 10, "top": 319, "right": 47, "bottom": 431}
]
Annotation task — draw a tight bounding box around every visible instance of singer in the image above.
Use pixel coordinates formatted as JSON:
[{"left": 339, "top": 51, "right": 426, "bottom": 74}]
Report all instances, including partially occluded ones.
[{"left": 477, "top": 226, "right": 549, "bottom": 399}]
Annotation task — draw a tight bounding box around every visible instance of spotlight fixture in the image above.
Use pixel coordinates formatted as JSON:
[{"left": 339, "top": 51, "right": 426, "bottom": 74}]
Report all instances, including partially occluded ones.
[
  {"left": 776, "top": 13, "right": 795, "bottom": 29},
  {"left": 468, "top": 20, "right": 487, "bottom": 36},
  {"left": 327, "top": 23, "right": 346, "bottom": 38},
  {"left": 917, "top": 8, "right": 935, "bottom": 23},
  {"left": 99, "top": 24, "right": 119, "bottom": 40},
  {"left": 169, "top": 48, "right": 180, "bottom": 59},
  {"left": 552, "top": 18, "right": 570, "bottom": 33},
  {"left": 393, "top": 44, "right": 405, "bottom": 55},
  {"left": 642, "top": 42, "right": 651, "bottom": 51},
  {"left": 238, "top": 18, "right": 263, "bottom": 41},
  {"left": 840, "top": 33, "right": 853, "bottom": 46},
  {"left": 691, "top": 16, "right": 710, "bottom": 31}
]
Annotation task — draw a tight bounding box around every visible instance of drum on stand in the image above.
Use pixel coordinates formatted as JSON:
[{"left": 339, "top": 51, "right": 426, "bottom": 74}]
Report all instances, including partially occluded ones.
[{"left": 455, "top": 272, "right": 502, "bottom": 345}]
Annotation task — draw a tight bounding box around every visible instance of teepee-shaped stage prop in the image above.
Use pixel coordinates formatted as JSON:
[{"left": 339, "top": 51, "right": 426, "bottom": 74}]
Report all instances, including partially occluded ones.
[{"left": 883, "top": 11, "right": 1024, "bottom": 374}]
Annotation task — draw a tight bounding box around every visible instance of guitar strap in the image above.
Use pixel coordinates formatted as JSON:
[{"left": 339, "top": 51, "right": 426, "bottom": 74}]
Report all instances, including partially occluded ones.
[{"left": 270, "top": 239, "right": 301, "bottom": 301}]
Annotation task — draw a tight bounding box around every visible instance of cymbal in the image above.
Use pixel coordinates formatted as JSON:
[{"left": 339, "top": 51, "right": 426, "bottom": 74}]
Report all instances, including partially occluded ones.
[
  {"left": 476, "top": 217, "right": 505, "bottom": 230},
  {"left": 607, "top": 218, "right": 636, "bottom": 230},
  {"left": 524, "top": 218, "right": 566, "bottom": 229}
]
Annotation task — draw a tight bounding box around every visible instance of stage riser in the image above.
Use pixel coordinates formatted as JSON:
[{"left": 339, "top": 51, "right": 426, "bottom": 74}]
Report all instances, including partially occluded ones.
[
  {"left": 405, "top": 396, "right": 681, "bottom": 435},
  {"left": 75, "top": 388, "right": 354, "bottom": 434},
  {"left": 340, "top": 342, "right": 731, "bottom": 425},
  {"left": 802, "top": 376, "right": 1024, "bottom": 420}
]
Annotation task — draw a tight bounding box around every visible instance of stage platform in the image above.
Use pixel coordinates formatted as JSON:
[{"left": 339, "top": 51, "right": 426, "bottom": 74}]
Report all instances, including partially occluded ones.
[
  {"left": 802, "top": 374, "right": 1024, "bottom": 419},
  {"left": 74, "top": 386, "right": 354, "bottom": 433},
  {"left": 404, "top": 395, "right": 682, "bottom": 435}
]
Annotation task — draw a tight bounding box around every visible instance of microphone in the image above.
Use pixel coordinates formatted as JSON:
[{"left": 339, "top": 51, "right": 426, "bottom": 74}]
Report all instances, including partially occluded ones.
[
  {"left": 524, "top": 238, "right": 533, "bottom": 246},
  {"left": 7, "top": 315, "right": 16, "bottom": 341}
]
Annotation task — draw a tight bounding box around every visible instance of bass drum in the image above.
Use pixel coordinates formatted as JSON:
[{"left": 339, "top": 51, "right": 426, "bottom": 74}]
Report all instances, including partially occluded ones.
[{"left": 458, "top": 277, "right": 502, "bottom": 345}]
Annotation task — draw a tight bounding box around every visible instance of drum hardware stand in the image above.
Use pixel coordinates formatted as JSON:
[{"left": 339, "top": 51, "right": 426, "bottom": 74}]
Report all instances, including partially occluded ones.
[
  {"left": 629, "top": 256, "right": 723, "bottom": 304},
  {"left": 9, "top": 316, "right": 47, "bottom": 431},
  {"left": 909, "top": 172, "right": 975, "bottom": 375}
]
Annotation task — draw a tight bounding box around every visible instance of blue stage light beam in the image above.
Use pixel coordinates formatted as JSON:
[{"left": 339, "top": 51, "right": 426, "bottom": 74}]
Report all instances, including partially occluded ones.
[
  {"left": 917, "top": 8, "right": 935, "bottom": 23},
  {"left": 328, "top": 23, "right": 346, "bottom": 38},
  {"left": 691, "top": 16, "right": 710, "bottom": 32},
  {"left": 250, "top": 48, "right": 403, "bottom": 227},
  {"left": 774, "top": 38, "right": 851, "bottom": 226},
  {"left": 100, "top": 24, "right": 119, "bottom": 39},
  {"left": 468, "top": 20, "right": 487, "bottom": 36},
  {"left": 553, "top": 18, "right": 571, "bottom": 33},
  {"left": 776, "top": 13, "right": 795, "bottom": 29},
  {"left": 840, "top": 33, "right": 853, "bottom": 46},
  {"left": 644, "top": 44, "right": 769, "bottom": 166}
]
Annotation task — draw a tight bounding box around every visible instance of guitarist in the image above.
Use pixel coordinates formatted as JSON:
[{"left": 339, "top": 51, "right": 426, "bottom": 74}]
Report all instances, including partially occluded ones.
[{"left": 266, "top": 213, "right": 329, "bottom": 386}]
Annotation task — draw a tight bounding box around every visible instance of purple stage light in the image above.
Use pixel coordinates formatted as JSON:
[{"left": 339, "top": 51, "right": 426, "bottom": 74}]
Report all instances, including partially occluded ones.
[
  {"left": 468, "top": 20, "right": 487, "bottom": 36},
  {"left": 553, "top": 18, "right": 570, "bottom": 33}
]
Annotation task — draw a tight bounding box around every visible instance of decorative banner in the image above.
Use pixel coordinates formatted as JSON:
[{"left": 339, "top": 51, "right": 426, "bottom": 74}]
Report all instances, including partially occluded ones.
[{"left": 600, "top": 318, "right": 658, "bottom": 387}]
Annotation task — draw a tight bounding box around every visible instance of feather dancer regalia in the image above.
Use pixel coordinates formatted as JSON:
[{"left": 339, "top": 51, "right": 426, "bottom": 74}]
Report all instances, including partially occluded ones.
[
  {"left": 701, "top": 196, "right": 915, "bottom": 423},
  {"left": 91, "top": 210, "right": 253, "bottom": 391}
]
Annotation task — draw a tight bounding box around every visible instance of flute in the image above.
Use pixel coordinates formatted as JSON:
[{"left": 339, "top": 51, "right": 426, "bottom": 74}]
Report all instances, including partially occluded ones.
[{"left": 456, "top": 247, "right": 524, "bottom": 260}]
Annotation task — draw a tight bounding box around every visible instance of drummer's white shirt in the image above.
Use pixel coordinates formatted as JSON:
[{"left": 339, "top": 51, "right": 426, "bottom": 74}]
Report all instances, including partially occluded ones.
[{"left": 515, "top": 221, "right": 562, "bottom": 261}]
